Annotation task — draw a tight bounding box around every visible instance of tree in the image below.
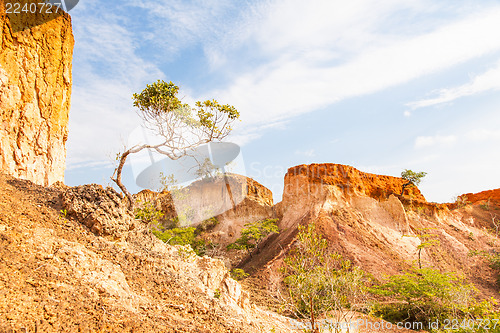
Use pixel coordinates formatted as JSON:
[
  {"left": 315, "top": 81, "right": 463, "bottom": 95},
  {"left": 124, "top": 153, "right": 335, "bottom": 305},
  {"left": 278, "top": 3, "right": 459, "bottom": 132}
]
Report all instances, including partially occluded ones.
[
  {"left": 280, "top": 223, "right": 366, "bottom": 333},
  {"left": 400, "top": 169, "right": 427, "bottom": 196},
  {"left": 371, "top": 268, "right": 477, "bottom": 326},
  {"left": 227, "top": 218, "right": 279, "bottom": 257},
  {"left": 415, "top": 229, "right": 440, "bottom": 269},
  {"left": 111, "top": 80, "right": 239, "bottom": 209}
]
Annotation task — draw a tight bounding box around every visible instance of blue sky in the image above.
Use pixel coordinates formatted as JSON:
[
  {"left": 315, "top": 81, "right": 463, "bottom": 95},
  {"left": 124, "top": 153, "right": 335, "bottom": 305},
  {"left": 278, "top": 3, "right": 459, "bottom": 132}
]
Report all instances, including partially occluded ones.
[{"left": 65, "top": 0, "right": 500, "bottom": 203}]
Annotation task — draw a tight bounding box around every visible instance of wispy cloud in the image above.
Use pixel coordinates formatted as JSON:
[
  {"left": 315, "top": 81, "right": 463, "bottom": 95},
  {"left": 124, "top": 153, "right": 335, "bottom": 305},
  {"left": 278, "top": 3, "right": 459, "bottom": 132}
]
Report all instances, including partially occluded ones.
[
  {"left": 67, "top": 8, "right": 164, "bottom": 168},
  {"left": 407, "top": 61, "right": 500, "bottom": 110},
  {"left": 295, "top": 149, "right": 316, "bottom": 158},
  {"left": 465, "top": 129, "right": 500, "bottom": 142},
  {"left": 126, "top": 0, "right": 238, "bottom": 59},
  {"left": 414, "top": 135, "right": 457, "bottom": 149},
  {"left": 206, "top": 3, "right": 500, "bottom": 133}
]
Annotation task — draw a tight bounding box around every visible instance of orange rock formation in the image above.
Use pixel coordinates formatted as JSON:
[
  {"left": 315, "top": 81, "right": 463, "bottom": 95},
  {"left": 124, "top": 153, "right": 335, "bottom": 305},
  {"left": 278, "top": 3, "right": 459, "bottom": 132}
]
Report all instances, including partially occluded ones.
[
  {"left": 284, "top": 163, "right": 426, "bottom": 201},
  {"left": 0, "top": 2, "right": 74, "bottom": 185}
]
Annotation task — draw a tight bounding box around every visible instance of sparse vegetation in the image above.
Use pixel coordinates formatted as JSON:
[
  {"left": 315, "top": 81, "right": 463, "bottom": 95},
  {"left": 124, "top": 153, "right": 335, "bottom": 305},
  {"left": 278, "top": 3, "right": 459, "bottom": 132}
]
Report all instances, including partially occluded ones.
[
  {"left": 370, "top": 268, "right": 480, "bottom": 328},
  {"left": 454, "top": 195, "right": 472, "bottom": 209},
  {"left": 490, "top": 213, "right": 500, "bottom": 238},
  {"left": 470, "top": 250, "right": 500, "bottom": 287},
  {"left": 135, "top": 195, "right": 220, "bottom": 256},
  {"left": 195, "top": 157, "right": 223, "bottom": 180},
  {"left": 280, "top": 223, "right": 367, "bottom": 333},
  {"left": 230, "top": 268, "right": 249, "bottom": 281},
  {"left": 481, "top": 198, "right": 492, "bottom": 211},
  {"left": 227, "top": 218, "right": 279, "bottom": 257}
]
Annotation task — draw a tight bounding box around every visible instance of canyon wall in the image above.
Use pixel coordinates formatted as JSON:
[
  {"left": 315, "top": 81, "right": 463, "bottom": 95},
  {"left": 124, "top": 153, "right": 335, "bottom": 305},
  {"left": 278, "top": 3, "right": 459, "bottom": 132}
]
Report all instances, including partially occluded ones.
[
  {"left": 243, "top": 164, "right": 499, "bottom": 299},
  {"left": 0, "top": 2, "right": 74, "bottom": 185}
]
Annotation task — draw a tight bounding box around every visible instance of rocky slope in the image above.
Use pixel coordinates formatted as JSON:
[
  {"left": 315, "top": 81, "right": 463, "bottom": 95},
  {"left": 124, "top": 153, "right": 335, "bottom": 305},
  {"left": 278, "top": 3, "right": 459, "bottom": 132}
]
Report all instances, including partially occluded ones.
[
  {"left": 243, "top": 164, "right": 500, "bottom": 301},
  {"left": 0, "top": 173, "right": 294, "bottom": 333},
  {"left": 0, "top": 1, "right": 74, "bottom": 186}
]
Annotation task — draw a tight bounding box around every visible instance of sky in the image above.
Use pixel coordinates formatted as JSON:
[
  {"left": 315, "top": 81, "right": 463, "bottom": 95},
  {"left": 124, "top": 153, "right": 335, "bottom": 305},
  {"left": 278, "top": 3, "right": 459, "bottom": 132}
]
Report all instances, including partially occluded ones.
[{"left": 64, "top": 0, "right": 500, "bottom": 204}]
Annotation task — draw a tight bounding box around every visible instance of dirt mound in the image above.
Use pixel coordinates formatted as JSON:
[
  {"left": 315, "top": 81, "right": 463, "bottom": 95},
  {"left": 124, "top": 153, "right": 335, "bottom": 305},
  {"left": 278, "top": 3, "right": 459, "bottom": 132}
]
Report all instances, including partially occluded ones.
[{"left": 61, "top": 184, "right": 137, "bottom": 238}]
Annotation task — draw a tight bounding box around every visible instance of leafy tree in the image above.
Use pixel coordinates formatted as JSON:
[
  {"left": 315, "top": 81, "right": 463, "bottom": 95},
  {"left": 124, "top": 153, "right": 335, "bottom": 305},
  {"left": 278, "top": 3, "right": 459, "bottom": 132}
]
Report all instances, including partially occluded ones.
[
  {"left": 404, "top": 228, "right": 440, "bottom": 269},
  {"left": 371, "top": 268, "right": 477, "bottom": 326},
  {"left": 280, "top": 223, "right": 366, "bottom": 333},
  {"left": 400, "top": 169, "right": 427, "bottom": 195},
  {"left": 112, "top": 80, "right": 239, "bottom": 209},
  {"left": 227, "top": 218, "right": 279, "bottom": 257}
]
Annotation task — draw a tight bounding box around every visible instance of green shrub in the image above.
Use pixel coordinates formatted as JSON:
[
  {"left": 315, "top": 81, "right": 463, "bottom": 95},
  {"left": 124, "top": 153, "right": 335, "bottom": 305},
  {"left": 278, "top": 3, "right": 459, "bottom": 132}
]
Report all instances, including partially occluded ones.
[
  {"left": 196, "top": 217, "right": 219, "bottom": 233},
  {"left": 370, "top": 268, "right": 477, "bottom": 327},
  {"left": 230, "top": 268, "right": 249, "bottom": 281},
  {"left": 227, "top": 218, "right": 279, "bottom": 256},
  {"left": 153, "top": 226, "right": 209, "bottom": 256},
  {"left": 135, "top": 201, "right": 164, "bottom": 224}
]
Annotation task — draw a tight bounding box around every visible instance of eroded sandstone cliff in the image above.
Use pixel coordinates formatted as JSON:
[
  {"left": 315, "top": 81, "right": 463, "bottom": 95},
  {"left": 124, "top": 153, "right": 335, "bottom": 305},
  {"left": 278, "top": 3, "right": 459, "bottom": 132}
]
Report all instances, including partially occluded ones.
[
  {"left": 0, "top": 1, "right": 74, "bottom": 186},
  {"left": 243, "top": 164, "right": 499, "bottom": 300}
]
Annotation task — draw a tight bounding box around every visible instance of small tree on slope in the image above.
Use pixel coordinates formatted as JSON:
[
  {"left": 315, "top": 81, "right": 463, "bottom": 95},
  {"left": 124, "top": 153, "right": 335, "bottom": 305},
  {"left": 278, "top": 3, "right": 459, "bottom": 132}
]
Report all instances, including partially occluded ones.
[
  {"left": 400, "top": 169, "right": 427, "bottom": 196},
  {"left": 280, "top": 223, "right": 366, "bottom": 333},
  {"left": 112, "top": 80, "right": 239, "bottom": 209}
]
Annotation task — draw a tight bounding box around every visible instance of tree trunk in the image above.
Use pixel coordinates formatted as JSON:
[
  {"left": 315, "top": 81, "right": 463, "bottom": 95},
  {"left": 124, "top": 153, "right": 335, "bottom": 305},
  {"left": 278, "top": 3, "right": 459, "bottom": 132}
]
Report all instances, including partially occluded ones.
[
  {"left": 112, "top": 150, "right": 135, "bottom": 211},
  {"left": 310, "top": 296, "right": 318, "bottom": 333},
  {"left": 401, "top": 181, "right": 413, "bottom": 196}
]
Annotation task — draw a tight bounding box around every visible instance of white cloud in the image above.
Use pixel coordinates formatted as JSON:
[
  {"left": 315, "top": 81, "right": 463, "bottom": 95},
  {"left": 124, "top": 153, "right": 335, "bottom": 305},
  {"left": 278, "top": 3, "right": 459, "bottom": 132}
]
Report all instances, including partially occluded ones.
[
  {"left": 407, "top": 61, "right": 500, "bottom": 110},
  {"left": 67, "top": 11, "right": 165, "bottom": 168},
  {"left": 207, "top": 4, "right": 500, "bottom": 131},
  {"left": 414, "top": 135, "right": 457, "bottom": 149},
  {"left": 66, "top": 0, "right": 500, "bottom": 177},
  {"left": 465, "top": 129, "right": 500, "bottom": 142},
  {"left": 127, "top": 0, "right": 236, "bottom": 58},
  {"left": 295, "top": 149, "right": 316, "bottom": 157}
]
